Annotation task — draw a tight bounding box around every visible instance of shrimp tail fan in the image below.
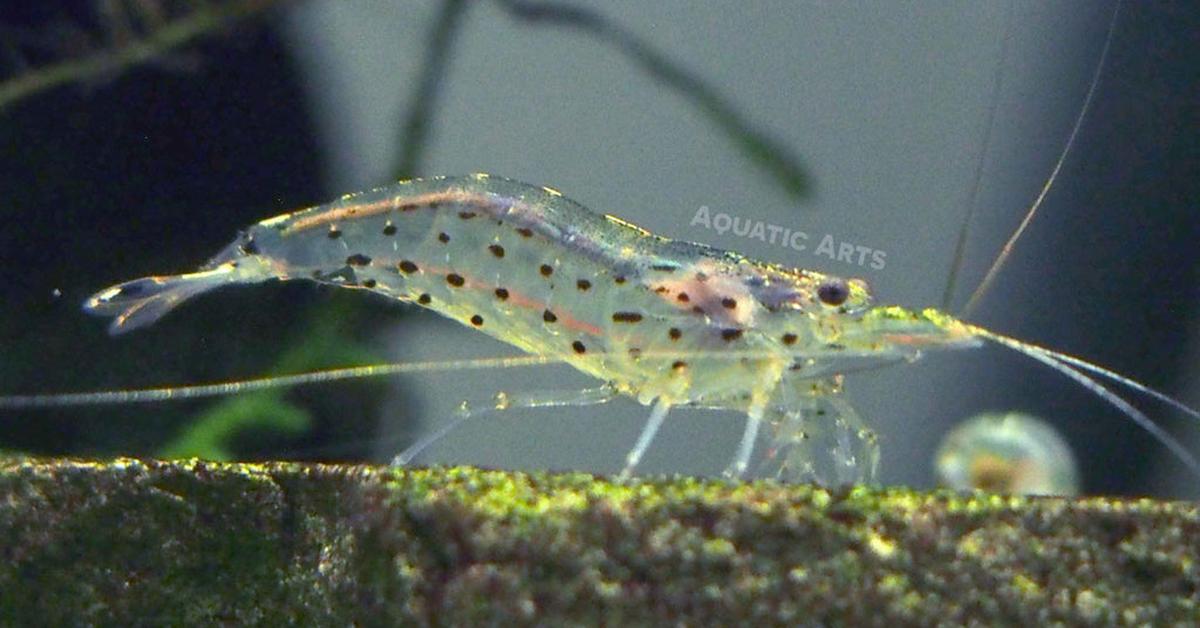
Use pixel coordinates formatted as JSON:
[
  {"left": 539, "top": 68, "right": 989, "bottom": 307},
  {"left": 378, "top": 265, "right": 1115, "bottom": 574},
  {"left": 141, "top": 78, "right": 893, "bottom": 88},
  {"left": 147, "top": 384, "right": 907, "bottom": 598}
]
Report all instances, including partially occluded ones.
[{"left": 83, "top": 259, "right": 271, "bottom": 335}]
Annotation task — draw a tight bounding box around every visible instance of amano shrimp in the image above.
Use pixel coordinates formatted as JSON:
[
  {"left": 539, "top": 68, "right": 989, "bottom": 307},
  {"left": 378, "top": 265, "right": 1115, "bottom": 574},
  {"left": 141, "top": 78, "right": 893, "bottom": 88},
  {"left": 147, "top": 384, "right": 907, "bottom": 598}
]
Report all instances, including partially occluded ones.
[{"left": 5, "top": 173, "right": 1198, "bottom": 485}]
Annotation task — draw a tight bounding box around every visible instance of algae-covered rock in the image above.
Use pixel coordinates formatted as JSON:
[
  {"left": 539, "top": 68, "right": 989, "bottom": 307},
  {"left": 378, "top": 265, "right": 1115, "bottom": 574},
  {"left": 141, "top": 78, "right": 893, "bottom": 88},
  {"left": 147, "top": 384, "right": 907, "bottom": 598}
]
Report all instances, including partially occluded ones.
[{"left": 0, "top": 458, "right": 1196, "bottom": 624}]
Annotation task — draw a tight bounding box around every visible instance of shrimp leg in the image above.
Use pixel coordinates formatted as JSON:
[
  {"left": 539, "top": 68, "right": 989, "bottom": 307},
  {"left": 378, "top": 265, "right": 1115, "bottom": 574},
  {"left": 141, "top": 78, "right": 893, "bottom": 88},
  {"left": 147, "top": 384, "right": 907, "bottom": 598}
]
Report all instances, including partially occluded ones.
[
  {"left": 392, "top": 385, "right": 618, "bottom": 466},
  {"left": 724, "top": 402, "right": 767, "bottom": 480},
  {"left": 618, "top": 398, "right": 673, "bottom": 479},
  {"left": 760, "top": 379, "right": 879, "bottom": 484},
  {"left": 724, "top": 360, "right": 787, "bottom": 479},
  {"left": 825, "top": 394, "right": 879, "bottom": 485}
]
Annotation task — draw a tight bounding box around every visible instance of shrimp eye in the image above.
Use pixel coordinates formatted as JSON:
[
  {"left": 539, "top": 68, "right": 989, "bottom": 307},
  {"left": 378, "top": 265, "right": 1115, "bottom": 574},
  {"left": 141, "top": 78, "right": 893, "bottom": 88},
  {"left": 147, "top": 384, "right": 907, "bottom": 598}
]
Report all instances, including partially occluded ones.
[{"left": 817, "top": 278, "right": 849, "bottom": 306}]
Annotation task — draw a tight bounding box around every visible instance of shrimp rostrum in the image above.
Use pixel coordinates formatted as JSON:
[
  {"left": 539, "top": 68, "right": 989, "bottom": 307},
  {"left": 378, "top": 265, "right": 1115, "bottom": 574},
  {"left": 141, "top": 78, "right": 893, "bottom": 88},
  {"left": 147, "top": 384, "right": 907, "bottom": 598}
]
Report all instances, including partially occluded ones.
[{"left": 16, "top": 174, "right": 1200, "bottom": 485}]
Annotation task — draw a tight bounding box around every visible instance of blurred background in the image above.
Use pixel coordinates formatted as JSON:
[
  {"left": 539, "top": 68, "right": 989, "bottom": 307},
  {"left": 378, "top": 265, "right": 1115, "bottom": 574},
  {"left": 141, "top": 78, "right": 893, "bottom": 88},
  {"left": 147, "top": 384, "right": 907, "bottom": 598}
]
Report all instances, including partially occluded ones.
[{"left": 0, "top": 0, "right": 1196, "bottom": 497}]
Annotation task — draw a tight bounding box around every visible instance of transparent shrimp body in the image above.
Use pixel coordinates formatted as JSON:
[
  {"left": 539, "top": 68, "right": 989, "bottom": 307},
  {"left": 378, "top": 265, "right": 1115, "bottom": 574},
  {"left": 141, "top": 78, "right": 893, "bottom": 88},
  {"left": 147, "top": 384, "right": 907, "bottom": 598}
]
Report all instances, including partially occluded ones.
[{"left": 80, "top": 174, "right": 983, "bottom": 483}]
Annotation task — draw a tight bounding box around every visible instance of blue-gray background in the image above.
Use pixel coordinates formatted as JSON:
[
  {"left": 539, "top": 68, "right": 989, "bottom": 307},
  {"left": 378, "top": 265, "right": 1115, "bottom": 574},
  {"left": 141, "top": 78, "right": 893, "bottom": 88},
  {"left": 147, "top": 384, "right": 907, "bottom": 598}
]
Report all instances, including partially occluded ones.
[{"left": 2, "top": 1, "right": 1196, "bottom": 497}]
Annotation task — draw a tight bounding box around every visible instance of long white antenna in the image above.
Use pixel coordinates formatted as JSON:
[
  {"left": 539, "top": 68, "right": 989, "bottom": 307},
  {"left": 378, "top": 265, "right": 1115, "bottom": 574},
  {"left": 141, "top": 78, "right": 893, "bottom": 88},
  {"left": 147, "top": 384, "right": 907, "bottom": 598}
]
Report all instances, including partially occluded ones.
[
  {"left": 941, "top": 0, "right": 1015, "bottom": 311},
  {"left": 0, "top": 354, "right": 558, "bottom": 409},
  {"left": 0, "top": 347, "right": 936, "bottom": 410},
  {"left": 970, "top": 324, "right": 1200, "bottom": 479},
  {"left": 961, "top": 0, "right": 1122, "bottom": 318}
]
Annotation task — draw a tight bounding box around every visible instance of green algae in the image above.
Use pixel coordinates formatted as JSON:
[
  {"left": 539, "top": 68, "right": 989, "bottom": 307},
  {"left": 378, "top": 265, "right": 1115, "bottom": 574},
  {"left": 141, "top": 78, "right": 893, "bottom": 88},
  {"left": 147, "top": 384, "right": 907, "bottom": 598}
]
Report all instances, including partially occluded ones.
[{"left": 0, "top": 458, "right": 1196, "bottom": 624}]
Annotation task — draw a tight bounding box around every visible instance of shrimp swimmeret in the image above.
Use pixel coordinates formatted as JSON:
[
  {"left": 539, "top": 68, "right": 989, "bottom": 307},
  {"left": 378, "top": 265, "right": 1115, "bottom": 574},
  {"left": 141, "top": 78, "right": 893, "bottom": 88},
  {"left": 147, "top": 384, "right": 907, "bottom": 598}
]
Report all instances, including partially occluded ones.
[{"left": 3, "top": 173, "right": 1198, "bottom": 484}]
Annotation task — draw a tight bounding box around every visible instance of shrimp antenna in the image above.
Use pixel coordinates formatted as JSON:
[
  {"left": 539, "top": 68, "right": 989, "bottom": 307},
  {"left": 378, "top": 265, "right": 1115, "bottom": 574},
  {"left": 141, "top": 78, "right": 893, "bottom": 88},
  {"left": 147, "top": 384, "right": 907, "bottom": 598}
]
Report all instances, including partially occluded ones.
[
  {"left": 941, "top": 0, "right": 1014, "bottom": 311},
  {"left": 0, "top": 354, "right": 561, "bottom": 409},
  {"left": 959, "top": 0, "right": 1122, "bottom": 318},
  {"left": 1035, "top": 350, "right": 1200, "bottom": 425},
  {"left": 968, "top": 324, "right": 1200, "bottom": 479},
  {"left": 0, "top": 347, "right": 913, "bottom": 411},
  {"left": 946, "top": 1, "right": 1200, "bottom": 479}
]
